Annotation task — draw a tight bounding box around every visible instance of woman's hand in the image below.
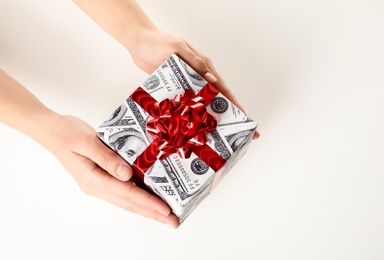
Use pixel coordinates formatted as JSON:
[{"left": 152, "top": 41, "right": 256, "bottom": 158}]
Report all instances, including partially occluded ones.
[
  {"left": 73, "top": 0, "right": 260, "bottom": 139},
  {"left": 0, "top": 69, "right": 180, "bottom": 228},
  {"left": 129, "top": 29, "right": 240, "bottom": 107},
  {"left": 128, "top": 28, "right": 260, "bottom": 139},
  {"left": 39, "top": 114, "right": 180, "bottom": 228}
]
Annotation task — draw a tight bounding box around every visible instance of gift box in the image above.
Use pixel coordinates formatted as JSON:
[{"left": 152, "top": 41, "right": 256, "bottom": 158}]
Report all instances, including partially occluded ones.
[{"left": 96, "top": 54, "right": 257, "bottom": 223}]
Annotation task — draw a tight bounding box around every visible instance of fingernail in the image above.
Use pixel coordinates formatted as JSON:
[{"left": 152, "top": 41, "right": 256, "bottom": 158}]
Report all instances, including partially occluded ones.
[
  {"left": 204, "top": 72, "right": 218, "bottom": 83},
  {"left": 116, "top": 164, "right": 131, "bottom": 180},
  {"left": 158, "top": 209, "right": 171, "bottom": 217},
  {"left": 168, "top": 224, "right": 177, "bottom": 229}
]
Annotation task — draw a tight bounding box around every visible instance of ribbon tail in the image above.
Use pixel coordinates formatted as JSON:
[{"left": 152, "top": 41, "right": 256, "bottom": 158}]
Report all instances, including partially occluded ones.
[
  {"left": 132, "top": 141, "right": 159, "bottom": 181},
  {"left": 196, "top": 83, "right": 219, "bottom": 106},
  {"left": 129, "top": 87, "right": 158, "bottom": 117},
  {"left": 192, "top": 144, "right": 226, "bottom": 172}
]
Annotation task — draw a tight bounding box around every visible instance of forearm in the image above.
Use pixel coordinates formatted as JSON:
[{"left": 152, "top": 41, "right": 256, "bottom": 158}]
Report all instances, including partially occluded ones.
[
  {"left": 0, "top": 69, "right": 57, "bottom": 143},
  {"left": 72, "top": 0, "right": 157, "bottom": 52}
]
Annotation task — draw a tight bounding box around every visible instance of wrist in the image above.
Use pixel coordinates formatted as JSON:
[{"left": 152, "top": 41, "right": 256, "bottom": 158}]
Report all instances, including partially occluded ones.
[
  {"left": 26, "top": 108, "right": 61, "bottom": 150},
  {"left": 122, "top": 22, "right": 158, "bottom": 56}
]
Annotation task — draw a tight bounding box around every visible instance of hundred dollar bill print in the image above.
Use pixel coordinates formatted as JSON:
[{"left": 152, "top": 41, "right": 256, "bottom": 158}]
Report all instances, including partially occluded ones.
[{"left": 97, "top": 54, "right": 257, "bottom": 222}]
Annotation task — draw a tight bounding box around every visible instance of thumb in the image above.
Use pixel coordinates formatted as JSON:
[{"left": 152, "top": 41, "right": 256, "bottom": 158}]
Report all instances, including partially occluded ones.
[{"left": 81, "top": 136, "right": 133, "bottom": 181}]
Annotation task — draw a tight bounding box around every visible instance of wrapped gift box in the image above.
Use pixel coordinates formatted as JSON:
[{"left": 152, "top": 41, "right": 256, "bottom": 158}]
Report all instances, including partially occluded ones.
[{"left": 96, "top": 54, "right": 257, "bottom": 223}]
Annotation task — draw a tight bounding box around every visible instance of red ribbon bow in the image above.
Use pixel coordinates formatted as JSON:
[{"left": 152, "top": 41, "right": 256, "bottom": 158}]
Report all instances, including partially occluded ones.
[
  {"left": 146, "top": 88, "right": 217, "bottom": 159},
  {"left": 130, "top": 83, "right": 226, "bottom": 181}
]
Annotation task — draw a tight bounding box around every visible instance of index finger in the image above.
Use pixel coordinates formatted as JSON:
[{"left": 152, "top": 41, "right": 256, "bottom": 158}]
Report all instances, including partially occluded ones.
[
  {"left": 83, "top": 163, "right": 174, "bottom": 218},
  {"left": 185, "top": 44, "right": 260, "bottom": 139},
  {"left": 184, "top": 42, "right": 245, "bottom": 112}
]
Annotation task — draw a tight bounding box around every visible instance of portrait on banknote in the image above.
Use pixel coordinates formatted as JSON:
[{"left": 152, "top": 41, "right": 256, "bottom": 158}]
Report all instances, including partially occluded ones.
[
  {"left": 99, "top": 104, "right": 128, "bottom": 127},
  {"left": 225, "top": 129, "right": 254, "bottom": 152},
  {"left": 108, "top": 128, "right": 147, "bottom": 163}
]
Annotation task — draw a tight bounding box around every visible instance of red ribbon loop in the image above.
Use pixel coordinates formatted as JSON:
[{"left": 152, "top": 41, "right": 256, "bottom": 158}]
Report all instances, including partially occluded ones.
[{"left": 130, "top": 83, "right": 226, "bottom": 180}]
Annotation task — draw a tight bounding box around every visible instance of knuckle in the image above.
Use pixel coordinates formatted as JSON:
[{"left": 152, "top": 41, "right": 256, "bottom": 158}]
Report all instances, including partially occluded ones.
[
  {"left": 122, "top": 200, "right": 136, "bottom": 213},
  {"left": 203, "top": 55, "right": 212, "bottom": 65},
  {"left": 99, "top": 153, "right": 115, "bottom": 172},
  {"left": 73, "top": 130, "right": 96, "bottom": 149},
  {"left": 173, "top": 38, "right": 187, "bottom": 50},
  {"left": 192, "top": 55, "right": 206, "bottom": 67},
  {"left": 120, "top": 186, "right": 135, "bottom": 211},
  {"left": 85, "top": 131, "right": 99, "bottom": 145}
]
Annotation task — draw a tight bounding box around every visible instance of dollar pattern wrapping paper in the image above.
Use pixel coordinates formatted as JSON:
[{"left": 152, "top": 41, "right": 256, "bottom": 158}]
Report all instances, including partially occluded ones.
[{"left": 96, "top": 54, "right": 257, "bottom": 223}]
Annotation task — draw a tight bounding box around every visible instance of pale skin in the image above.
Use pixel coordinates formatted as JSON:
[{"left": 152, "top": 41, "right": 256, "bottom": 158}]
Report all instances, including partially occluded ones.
[{"left": 0, "top": 0, "right": 259, "bottom": 229}]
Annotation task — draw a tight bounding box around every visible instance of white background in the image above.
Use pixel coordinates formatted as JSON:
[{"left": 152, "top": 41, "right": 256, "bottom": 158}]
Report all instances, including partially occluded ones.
[{"left": 1, "top": 0, "right": 384, "bottom": 259}]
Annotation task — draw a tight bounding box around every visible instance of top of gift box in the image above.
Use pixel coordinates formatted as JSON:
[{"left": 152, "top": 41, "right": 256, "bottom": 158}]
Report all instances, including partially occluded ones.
[
  {"left": 97, "top": 54, "right": 257, "bottom": 169},
  {"left": 96, "top": 54, "right": 257, "bottom": 220}
]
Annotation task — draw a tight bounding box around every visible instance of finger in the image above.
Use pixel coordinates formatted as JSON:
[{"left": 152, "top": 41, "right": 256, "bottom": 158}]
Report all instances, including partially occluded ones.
[
  {"left": 83, "top": 164, "right": 179, "bottom": 227},
  {"left": 176, "top": 44, "right": 218, "bottom": 84},
  {"left": 82, "top": 161, "right": 173, "bottom": 216},
  {"left": 103, "top": 181, "right": 179, "bottom": 227},
  {"left": 77, "top": 135, "right": 133, "bottom": 181},
  {"left": 184, "top": 43, "right": 246, "bottom": 112},
  {"left": 128, "top": 201, "right": 180, "bottom": 228},
  {"left": 208, "top": 65, "right": 246, "bottom": 112},
  {"left": 253, "top": 131, "right": 260, "bottom": 140},
  {"left": 177, "top": 43, "right": 257, "bottom": 143}
]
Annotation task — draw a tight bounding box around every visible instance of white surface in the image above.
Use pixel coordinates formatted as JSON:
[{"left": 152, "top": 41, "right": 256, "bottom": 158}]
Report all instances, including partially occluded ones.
[{"left": 1, "top": 0, "right": 384, "bottom": 259}]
